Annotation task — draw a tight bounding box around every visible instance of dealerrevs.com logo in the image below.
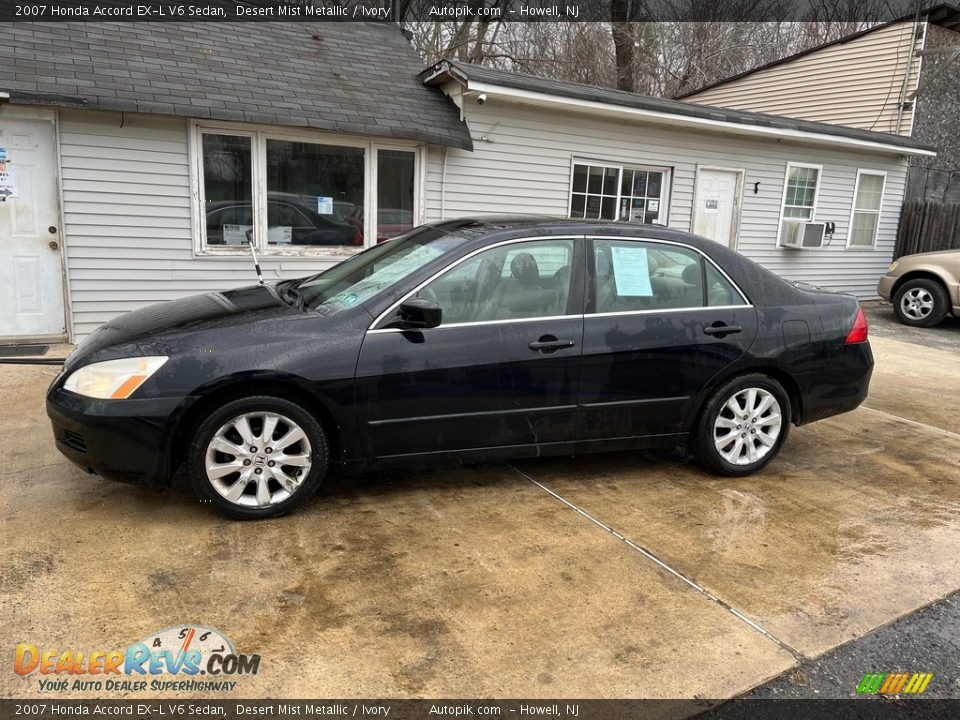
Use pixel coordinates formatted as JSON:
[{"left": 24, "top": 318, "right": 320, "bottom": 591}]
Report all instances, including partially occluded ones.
[{"left": 14, "top": 625, "right": 261, "bottom": 693}]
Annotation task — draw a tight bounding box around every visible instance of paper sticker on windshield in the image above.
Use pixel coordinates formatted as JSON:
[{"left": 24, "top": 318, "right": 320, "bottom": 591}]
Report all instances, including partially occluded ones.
[
  {"left": 333, "top": 292, "right": 360, "bottom": 307},
  {"left": 611, "top": 246, "right": 653, "bottom": 297},
  {"left": 317, "top": 196, "right": 333, "bottom": 215}
]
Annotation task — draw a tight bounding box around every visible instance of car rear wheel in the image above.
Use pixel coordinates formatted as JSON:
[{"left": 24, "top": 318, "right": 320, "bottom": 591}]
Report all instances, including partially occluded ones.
[
  {"left": 187, "top": 395, "right": 328, "bottom": 519},
  {"left": 691, "top": 374, "right": 791, "bottom": 477},
  {"left": 893, "top": 278, "right": 949, "bottom": 327}
]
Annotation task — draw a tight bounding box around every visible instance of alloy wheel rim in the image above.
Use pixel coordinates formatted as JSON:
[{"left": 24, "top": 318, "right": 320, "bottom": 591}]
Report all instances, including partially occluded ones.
[
  {"left": 204, "top": 412, "right": 312, "bottom": 508},
  {"left": 713, "top": 388, "right": 782, "bottom": 466},
  {"left": 900, "top": 288, "right": 934, "bottom": 320}
]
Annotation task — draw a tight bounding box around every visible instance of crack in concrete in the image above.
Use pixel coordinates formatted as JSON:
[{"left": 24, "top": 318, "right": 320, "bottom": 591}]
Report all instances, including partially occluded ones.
[{"left": 508, "top": 463, "right": 807, "bottom": 663}]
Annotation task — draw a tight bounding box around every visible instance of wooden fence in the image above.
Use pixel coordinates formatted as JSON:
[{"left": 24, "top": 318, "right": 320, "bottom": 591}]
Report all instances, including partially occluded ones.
[
  {"left": 906, "top": 167, "right": 960, "bottom": 203},
  {"left": 895, "top": 200, "right": 960, "bottom": 258}
]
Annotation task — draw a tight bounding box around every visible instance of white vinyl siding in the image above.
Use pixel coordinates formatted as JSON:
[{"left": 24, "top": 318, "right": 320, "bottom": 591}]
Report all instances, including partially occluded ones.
[
  {"left": 59, "top": 109, "right": 340, "bottom": 338},
  {"left": 683, "top": 21, "right": 923, "bottom": 137},
  {"left": 424, "top": 99, "right": 907, "bottom": 298}
]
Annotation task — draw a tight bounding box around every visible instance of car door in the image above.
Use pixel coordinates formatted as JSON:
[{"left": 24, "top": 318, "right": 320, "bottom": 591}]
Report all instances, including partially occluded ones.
[
  {"left": 355, "top": 236, "right": 585, "bottom": 460},
  {"left": 578, "top": 236, "right": 758, "bottom": 443}
]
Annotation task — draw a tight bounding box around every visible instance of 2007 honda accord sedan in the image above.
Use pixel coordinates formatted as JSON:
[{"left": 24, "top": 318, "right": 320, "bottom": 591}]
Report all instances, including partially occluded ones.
[{"left": 48, "top": 217, "right": 873, "bottom": 519}]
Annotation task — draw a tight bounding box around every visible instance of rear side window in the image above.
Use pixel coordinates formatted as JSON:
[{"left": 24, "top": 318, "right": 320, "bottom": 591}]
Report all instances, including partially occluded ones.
[
  {"left": 705, "top": 262, "right": 747, "bottom": 307},
  {"left": 592, "top": 239, "right": 704, "bottom": 313}
]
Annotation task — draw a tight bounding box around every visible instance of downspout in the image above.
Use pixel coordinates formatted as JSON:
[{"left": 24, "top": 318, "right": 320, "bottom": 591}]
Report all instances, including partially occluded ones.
[
  {"left": 441, "top": 146, "right": 448, "bottom": 219},
  {"left": 896, "top": 8, "right": 924, "bottom": 135}
]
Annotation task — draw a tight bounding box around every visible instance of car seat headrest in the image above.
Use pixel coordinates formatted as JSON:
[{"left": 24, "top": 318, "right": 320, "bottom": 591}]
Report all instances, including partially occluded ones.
[{"left": 511, "top": 252, "right": 540, "bottom": 285}]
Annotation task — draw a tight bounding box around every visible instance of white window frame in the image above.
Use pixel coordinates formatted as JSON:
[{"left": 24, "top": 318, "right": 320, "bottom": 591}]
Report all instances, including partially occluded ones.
[
  {"left": 846, "top": 169, "right": 886, "bottom": 250},
  {"left": 777, "top": 161, "right": 822, "bottom": 247},
  {"left": 189, "top": 120, "right": 422, "bottom": 259},
  {"left": 568, "top": 158, "right": 672, "bottom": 226}
]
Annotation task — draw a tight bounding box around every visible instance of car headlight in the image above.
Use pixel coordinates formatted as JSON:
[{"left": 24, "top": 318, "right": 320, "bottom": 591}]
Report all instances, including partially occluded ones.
[
  {"left": 63, "top": 356, "right": 168, "bottom": 399},
  {"left": 888, "top": 260, "right": 899, "bottom": 272}
]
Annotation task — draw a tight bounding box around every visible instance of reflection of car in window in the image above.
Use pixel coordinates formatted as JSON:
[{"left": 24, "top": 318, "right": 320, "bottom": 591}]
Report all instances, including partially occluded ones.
[
  {"left": 377, "top": 208, "right": 415, "bottom": 243},
  {"left": 205, "top": 193, "right": 361, "bottom": 246}
]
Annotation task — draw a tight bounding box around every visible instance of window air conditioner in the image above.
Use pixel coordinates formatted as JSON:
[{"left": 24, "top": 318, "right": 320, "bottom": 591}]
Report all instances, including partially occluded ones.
[{"left": 781, "top": 221, "right": 826, "bottom": 249}]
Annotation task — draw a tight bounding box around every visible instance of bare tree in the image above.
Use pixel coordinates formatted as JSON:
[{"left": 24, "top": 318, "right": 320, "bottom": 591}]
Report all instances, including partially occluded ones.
[{"left": 401, "top": 0, "right": 905, "bottom": 99}]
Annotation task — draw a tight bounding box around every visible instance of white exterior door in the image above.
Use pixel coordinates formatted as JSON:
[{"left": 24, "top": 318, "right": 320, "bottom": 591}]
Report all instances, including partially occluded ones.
[
  {"left": 693, "top": 168, "right": 742, "bottom": 248},
  {"left": 0, "top": 107, "right": 66, "bottom": 341}
]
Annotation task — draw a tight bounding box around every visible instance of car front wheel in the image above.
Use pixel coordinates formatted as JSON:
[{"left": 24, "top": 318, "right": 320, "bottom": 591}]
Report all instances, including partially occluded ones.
[
  {"left": 893, "top": 278, "right": 949, "bottom": 327},
  {"left": 187, "top": 395, "right": 328, "bottom": 519},
  {"left": 691, "top": 374, "right": 791, "bottom": 477}
]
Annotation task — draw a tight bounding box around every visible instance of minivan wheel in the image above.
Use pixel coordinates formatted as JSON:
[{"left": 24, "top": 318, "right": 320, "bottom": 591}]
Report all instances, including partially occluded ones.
[
  {"left": 893, "top": 278, "right": 949, "bottom": 327},
  {"left": 691, "top": 374, "right": 791, "bottom": 477},
  {"left": 187, "top": 395, "right": 328, "bottom": 519}
]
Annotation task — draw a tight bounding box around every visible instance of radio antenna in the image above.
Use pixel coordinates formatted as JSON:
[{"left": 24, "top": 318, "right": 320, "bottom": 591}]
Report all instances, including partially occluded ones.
[{"left": 245, "top": 228, "right": 264, "bottom": 287}]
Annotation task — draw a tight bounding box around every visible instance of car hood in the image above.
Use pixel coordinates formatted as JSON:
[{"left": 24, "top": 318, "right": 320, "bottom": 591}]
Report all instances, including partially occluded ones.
[
  {"left": 896, "top": 249, "right": 960, "bottom": 266},
  {"left": 68, "top": 285, "right": 292, "bottom": 368}
]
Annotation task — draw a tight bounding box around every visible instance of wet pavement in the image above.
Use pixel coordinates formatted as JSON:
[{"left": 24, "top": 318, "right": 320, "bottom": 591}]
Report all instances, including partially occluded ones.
[
  {"left": 2, "top": 319, "right": 959, "bottom": 701},
  {"left": 747, "top": 589, "right": 960, "bottom": 699}
]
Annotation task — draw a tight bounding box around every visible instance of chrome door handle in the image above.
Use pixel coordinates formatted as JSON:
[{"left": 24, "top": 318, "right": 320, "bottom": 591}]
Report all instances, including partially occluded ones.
[
  {"left": 703, "top": 323, "right": 742, "bottom": 336},
  {"left": 529, "top": 335, "right": 576, "bottom": 353}
]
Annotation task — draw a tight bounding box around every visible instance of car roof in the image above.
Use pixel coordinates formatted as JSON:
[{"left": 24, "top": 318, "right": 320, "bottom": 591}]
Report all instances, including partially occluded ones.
[{"left": 425, "top": 215, "right": 729, "bottom": 252}]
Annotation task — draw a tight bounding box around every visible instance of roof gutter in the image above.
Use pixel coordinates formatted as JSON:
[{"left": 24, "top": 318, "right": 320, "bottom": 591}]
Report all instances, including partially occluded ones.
[{"left": 462, "top": 80, "right": 936, "bottom": 157}]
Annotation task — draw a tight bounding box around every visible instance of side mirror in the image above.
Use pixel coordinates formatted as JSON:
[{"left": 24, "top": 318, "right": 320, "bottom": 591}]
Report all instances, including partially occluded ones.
[{"left": 391, "top": 297, "right": 442, "bottom": 330}]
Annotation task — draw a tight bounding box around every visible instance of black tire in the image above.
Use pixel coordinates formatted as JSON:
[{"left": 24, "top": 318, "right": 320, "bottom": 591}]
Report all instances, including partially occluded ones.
[
  {"left": 893, "top": 278, "right": 949, "bottom": 328},
  {"left": 187, "top": 395, "right": 328, "bottom": 519},
  {"left": 690, "top": 374, "right": 791, "bottom": 477}
]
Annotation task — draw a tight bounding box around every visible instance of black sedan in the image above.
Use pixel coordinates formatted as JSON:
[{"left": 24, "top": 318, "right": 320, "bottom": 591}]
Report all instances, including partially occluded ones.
[{"left": 47, "top": 218, "right": 872, "bottom": 519}]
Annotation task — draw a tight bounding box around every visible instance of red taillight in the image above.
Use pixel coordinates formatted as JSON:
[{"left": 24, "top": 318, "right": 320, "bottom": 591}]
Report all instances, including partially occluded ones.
[{"left": 844, "top": 306, "right": 869, "bottom": 344}]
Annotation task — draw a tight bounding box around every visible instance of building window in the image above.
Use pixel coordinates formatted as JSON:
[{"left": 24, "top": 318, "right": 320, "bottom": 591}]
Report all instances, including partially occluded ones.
[
  {"left": 377, "top": 149, "right": 416, "bottom": 244},
  {"left": 202, "top": 134, "right": 254, "bottom": 246},
  {"left": 569, "top": 161, "right": 670, "bottom": 224},
  {"left": 779, "top": 163, "right": 821, "bottom": 245},
  {"left": 196, "top": 125, "right": 419, "bottom": 255},
  {"left": 848, "top": 170, "right": 885, "bottom": 249},
  {"left": 265, "top": 140, "right": 365, "bottom": 247}
]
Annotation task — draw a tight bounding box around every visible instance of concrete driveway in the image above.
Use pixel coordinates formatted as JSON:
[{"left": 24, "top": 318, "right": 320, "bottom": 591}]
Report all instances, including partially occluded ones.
[{"left": 2, "top": 303, "right": 959, "bottom": 701}]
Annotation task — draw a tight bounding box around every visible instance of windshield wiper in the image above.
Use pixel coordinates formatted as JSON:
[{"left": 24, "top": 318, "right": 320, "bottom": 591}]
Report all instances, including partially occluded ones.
[{"left": 278, "top": 279, "right": 305, "bottom": 310}]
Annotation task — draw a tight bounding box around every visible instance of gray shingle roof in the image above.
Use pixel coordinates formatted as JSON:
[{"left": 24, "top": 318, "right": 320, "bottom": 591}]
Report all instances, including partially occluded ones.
[
  {"left": 3, "top": 22, "right": 472, "bottom": 149},
  {"left": 424, "top": 60, "right": 933, "bottom": 153}
]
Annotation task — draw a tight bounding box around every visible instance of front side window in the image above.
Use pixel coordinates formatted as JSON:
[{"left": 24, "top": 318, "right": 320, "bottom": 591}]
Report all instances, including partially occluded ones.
[
  {"left": 848, "top": 171, "right": 885, "bottom": 248},
  {"left": 780, "top": 164, "right": 820, "bottom": 245},
  {"left": 593, "top": 239, "right": 704, "bottom": 313},
  {"left": 417, "top": 239, "right": 575, "bottom": 325},
  {"left": 570, "top": 162, "right": 670, "bottom": 224}
]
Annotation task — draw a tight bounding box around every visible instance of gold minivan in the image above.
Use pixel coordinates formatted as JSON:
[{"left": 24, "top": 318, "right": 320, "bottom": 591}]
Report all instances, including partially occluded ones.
[{"left": 878, "top": 249, "right": 960, "bottom": 327}]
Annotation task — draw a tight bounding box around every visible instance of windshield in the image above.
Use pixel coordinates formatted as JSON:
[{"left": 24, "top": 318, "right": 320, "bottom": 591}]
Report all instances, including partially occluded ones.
[{"left": 296, "top": 226, "right": 463, "bottom": 313}]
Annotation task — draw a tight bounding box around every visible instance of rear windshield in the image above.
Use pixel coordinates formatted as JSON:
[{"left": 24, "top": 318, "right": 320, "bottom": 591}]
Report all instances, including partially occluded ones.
[{"left": 297, "top": 226, "right": 463, "bottom": 313}]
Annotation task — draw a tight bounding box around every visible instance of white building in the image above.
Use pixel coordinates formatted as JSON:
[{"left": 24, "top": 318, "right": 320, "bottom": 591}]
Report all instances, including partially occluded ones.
[{"left": 0, "top": 22, "right": 934, "bottom": 343}]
